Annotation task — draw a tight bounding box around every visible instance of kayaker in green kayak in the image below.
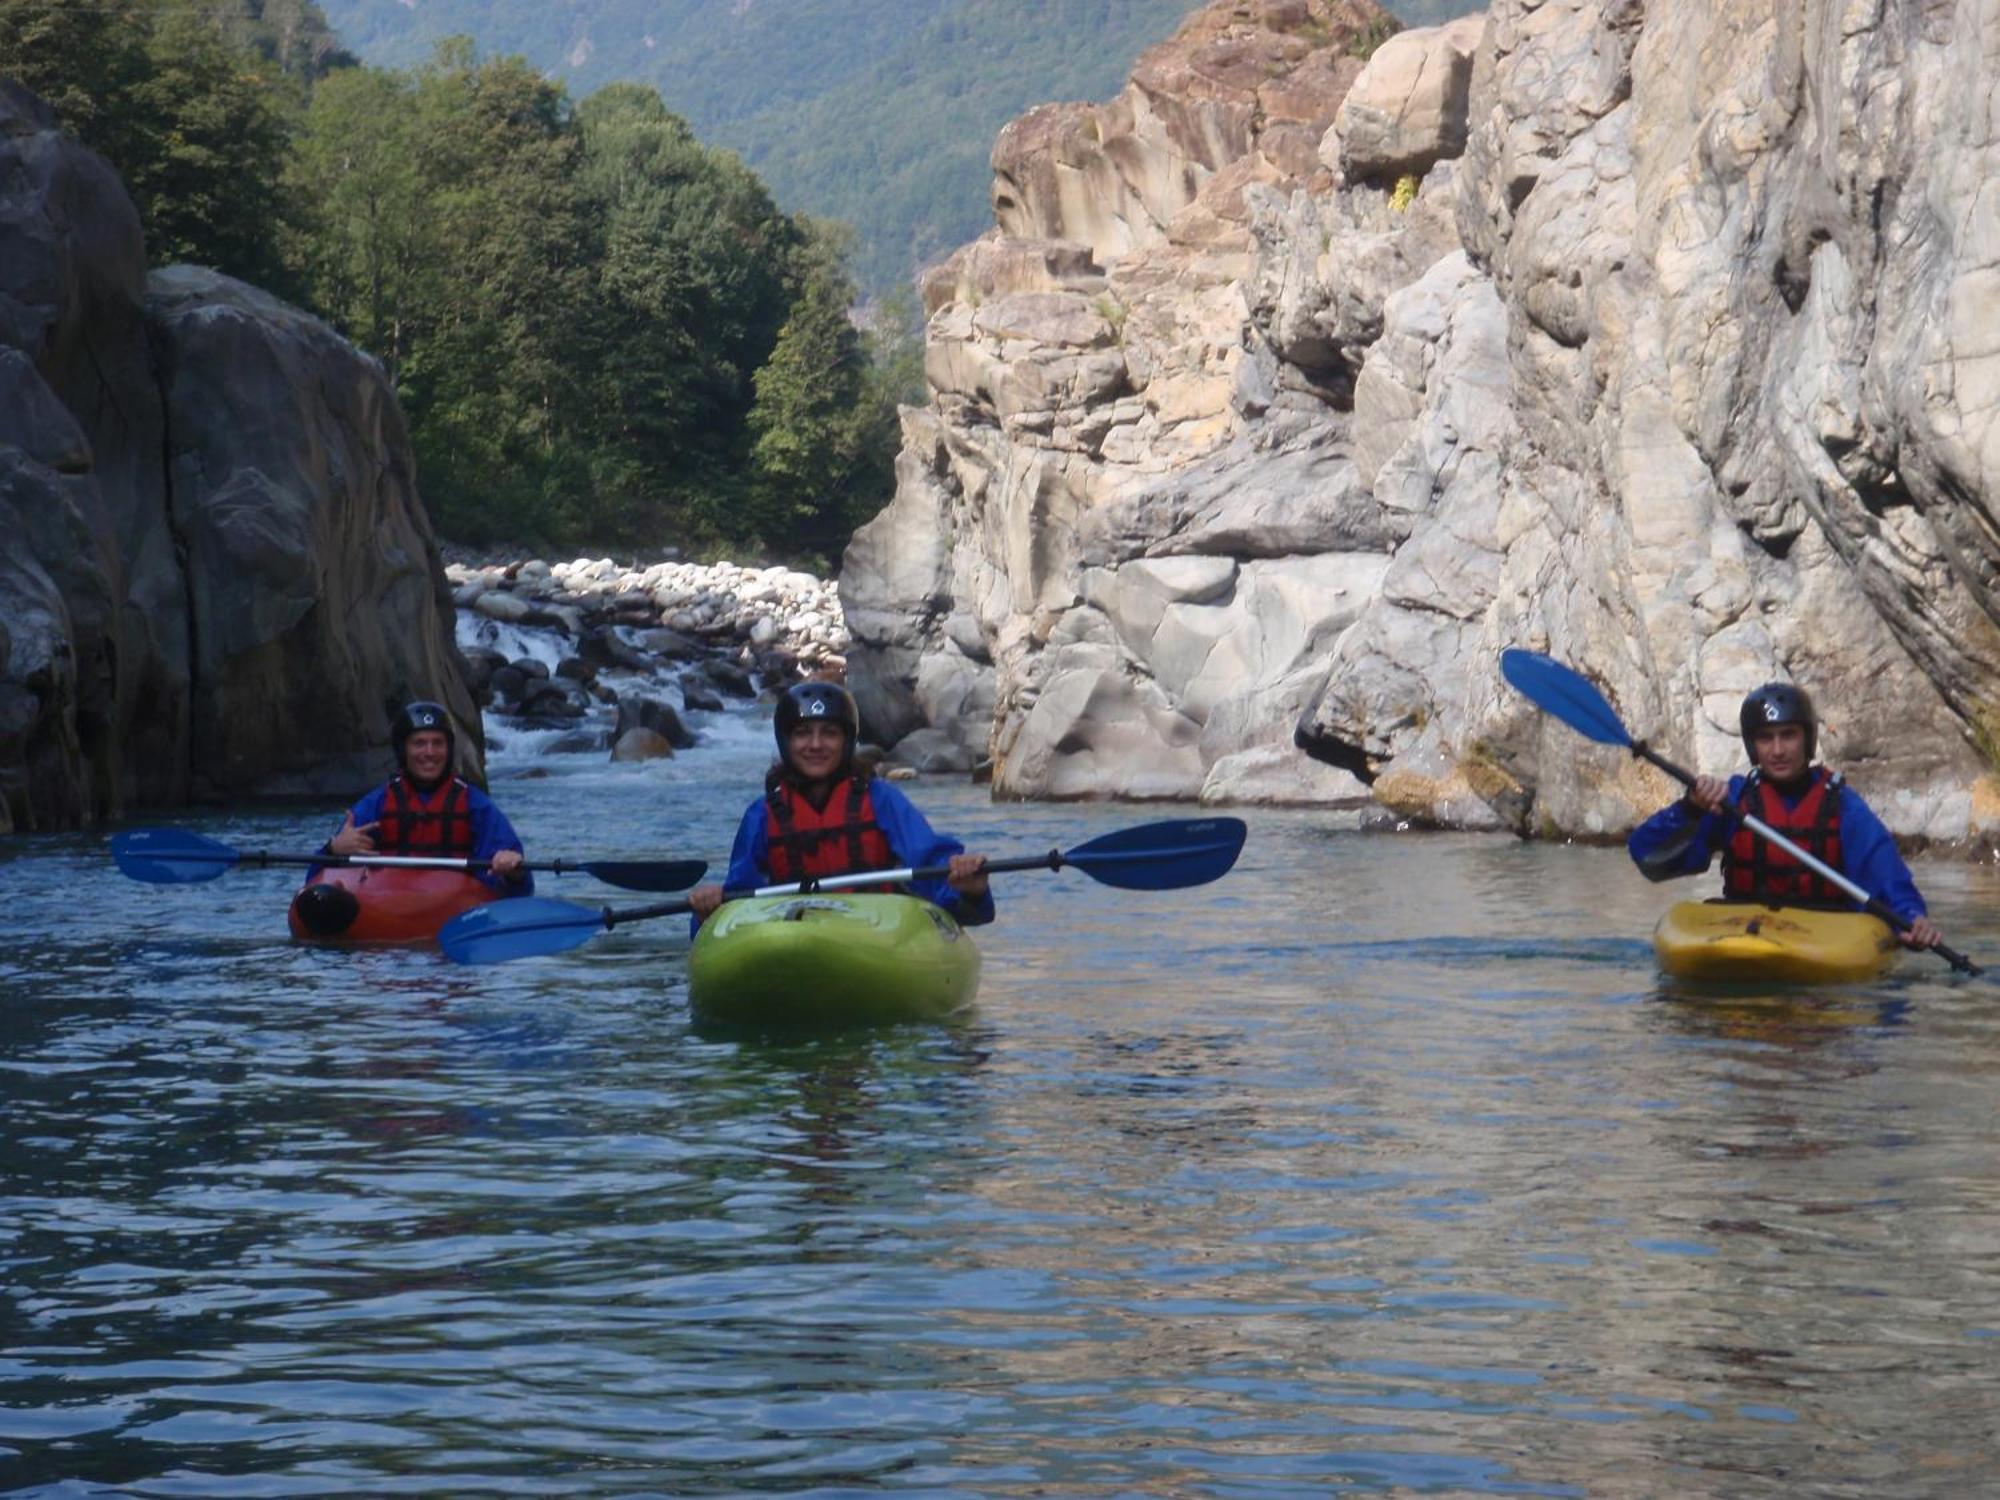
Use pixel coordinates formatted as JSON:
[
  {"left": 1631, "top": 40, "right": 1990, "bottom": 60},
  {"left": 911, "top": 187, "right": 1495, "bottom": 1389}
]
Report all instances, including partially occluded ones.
[
  {"left": 1626, "top": 682, "right": 1943, "bottom": 949},
  {"left": 686, "top": 681, "right": 993, "bottom": 926}
]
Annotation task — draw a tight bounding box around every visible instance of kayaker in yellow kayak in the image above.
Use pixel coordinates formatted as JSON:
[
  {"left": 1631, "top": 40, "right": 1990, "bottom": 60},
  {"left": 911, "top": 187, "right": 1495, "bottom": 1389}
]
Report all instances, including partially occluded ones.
[
  {"left": 1626, "top": 683, "right": 1942, "bottom": 949},
  {"left": 686, "top": 681, "right": 993, "bottom": 926}
]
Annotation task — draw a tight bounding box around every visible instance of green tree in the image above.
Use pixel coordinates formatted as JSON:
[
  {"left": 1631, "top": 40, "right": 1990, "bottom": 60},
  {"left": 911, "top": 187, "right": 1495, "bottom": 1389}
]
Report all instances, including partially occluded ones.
[
  {"left": 398, "top": 43, "right": 594, "bottom": 540},
  {"left": 573, "top": 82, "right": 798, "bottom": 537},
  {"left": 1, "top": 0, "right": 297, "bottom": 289},
  {"left": 0, "top": 0, "right": 151, "bottom": 161},
  {"left": 127, "top": 6, "right": 297, "bottom": 287},
  {"left": 745, "top": 221, "right": 895, "bottom": 563},
  {"left": 861, "top": 284, "right": 927, "bottom": 410},
  {"left": 286, "top": 65, "right": 430, "bottom": 378}
]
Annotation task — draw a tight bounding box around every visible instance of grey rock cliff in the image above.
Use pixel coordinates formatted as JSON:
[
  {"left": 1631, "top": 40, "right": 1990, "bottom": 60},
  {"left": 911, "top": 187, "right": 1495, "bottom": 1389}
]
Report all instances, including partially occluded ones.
[
  {"left": 0, "top": 82, "right": 474, "bottom": 831},
  {"left": 843, "top": 0, "right": 2000, "bottom": 843},
  {"left": 150, "top": 267, "right": 477, "bottom": 802}
]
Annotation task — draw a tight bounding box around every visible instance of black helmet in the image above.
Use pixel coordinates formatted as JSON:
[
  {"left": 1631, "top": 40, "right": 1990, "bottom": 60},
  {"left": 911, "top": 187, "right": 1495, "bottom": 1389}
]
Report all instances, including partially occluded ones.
[
  {"left": 1739, "top": 682, "right": 1815, "bottom": 762},
  {"left": 392, "top": 700, "right": 456, "bottom": 769},
  {"left": 774, "top": 680, "right": 859, "bottom": 772}
]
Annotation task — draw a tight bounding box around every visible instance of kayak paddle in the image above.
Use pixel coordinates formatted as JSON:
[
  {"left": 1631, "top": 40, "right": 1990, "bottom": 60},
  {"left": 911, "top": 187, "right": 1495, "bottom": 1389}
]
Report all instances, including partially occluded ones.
[
  {"left": 111, "top": 827, "right": 707, "bottom": 894},
  {"left": 438, "top": 815, "right": 1250, "bottom": 965},
  {"left": 1500, "top": 648, "right": 1981, "bottom": 975}
]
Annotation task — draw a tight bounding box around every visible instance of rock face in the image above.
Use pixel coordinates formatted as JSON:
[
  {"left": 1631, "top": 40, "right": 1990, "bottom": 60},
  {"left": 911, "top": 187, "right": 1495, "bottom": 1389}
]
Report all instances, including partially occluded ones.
[
  {"left": 0, "top": 83, "right": 472, "bottom": 830},
  {"left": 843, "top": 0, "right": 2000, "bottom": 844},
  {"left": 150, "top": 267, "right": 474, "bottom": 801},
  {"left": 0, "top": 82, "right": 176, "bottom": 833}
]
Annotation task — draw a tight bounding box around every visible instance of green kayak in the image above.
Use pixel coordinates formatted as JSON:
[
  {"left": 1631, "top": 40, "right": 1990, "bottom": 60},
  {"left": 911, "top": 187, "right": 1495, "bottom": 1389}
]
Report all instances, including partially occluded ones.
[{"left": 688, "top": 892, "right": 982, "bottom": 1028}]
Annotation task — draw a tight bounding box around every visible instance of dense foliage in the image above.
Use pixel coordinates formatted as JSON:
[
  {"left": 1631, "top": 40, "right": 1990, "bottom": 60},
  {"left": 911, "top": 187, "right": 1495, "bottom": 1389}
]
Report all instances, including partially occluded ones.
[
  {"left": 309, "top": 0, "right": 1199, "bottom": 294},
  {"left": 1, "top": 0, "right": 301, "bottom": 290},
  {"left": 1, "top": 1, "right": 911, "bottom": 563},
  {"left": 311, "top": 0, "right": 1485, "bottom": 294},
  {"left": 2, "top": 0, "right": 1480, "bottom": 559}
]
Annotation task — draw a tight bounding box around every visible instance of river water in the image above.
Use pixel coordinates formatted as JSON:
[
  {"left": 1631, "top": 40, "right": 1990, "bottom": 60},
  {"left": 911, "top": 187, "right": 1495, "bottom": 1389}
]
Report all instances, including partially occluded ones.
[{"left": 5, "top": 704, "right": 2000, "bottom": 1497}]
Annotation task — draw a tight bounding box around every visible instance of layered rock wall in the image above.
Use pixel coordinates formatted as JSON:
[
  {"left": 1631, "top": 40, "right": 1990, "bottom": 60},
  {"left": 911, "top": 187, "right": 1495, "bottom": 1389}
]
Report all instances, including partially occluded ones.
[
  {"left": 844, "top": 0, "right": 2000, "bottom": 842},
  {"left": 0, "top": 83, "right": 472, "bottom": 831}
]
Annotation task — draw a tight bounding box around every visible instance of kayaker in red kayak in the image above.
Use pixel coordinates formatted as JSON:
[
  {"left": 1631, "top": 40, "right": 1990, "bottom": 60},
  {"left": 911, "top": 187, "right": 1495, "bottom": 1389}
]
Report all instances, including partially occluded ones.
[
  {"left": 318, "top": 701, "right": 533, "bottom": 894},
  {"left": 1626, "top": 682, "right": 1941, "bottom": 949},
  {"left": 687, "top": 681, "right": 992, "bottom": 926}
]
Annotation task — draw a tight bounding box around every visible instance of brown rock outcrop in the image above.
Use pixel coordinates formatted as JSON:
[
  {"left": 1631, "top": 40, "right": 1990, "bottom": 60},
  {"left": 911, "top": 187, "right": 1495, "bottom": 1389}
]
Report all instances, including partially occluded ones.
[
  {"left": 0, "top": 81, "right": 476, "bottom": 830},
  {"left": 844, "top": 0, "right": 2000, "bottom": 844},
  {"left": 989, "top": 0, "right": 1386, "bottom": 265},
  {"left": 845, "top": 0, "right": 1415, "bottom": 809}
]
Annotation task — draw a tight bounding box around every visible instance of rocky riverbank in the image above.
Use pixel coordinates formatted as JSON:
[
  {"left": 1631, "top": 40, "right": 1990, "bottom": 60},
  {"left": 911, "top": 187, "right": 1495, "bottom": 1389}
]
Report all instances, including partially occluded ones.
[
  {"left": 840, "top": 0, "right": 2000, "bottom": 843},
  {"left": 448, "top": 556, "right": 854, "bottom": 762}
]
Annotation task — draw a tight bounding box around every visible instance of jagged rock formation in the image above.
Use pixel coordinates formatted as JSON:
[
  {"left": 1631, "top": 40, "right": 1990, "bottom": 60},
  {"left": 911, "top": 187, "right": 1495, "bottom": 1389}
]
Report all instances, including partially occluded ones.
[
  {"left": 843, "top": 0, "right": 2000, "bottom": 843},
  {"left": 0, "top": 82, "right": 473, "bottom": 832}
]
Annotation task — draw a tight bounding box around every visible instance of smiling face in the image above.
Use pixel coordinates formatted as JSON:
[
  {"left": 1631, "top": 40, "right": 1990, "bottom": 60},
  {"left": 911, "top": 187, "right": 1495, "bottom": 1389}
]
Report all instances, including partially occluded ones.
[
  {"left": 1750, "top": 722, "right": 1808, "bottom": 782},
  {"left": 403, "top": 728, "right": 452, "bottom": 784},
  {"left": 785, "top": 720, "right": 848, "bottom": 785}
]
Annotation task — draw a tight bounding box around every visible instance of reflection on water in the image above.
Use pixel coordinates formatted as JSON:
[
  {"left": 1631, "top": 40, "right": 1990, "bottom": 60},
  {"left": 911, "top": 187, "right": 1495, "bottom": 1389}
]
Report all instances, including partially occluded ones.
[{"left": 4, "top": 742, "right": 2000, "bottom": 1495}]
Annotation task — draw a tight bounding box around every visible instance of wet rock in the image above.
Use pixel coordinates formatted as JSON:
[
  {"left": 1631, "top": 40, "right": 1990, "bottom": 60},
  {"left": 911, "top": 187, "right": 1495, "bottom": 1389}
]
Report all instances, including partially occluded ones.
[
  {"left": 614, "top": 695, "right": 695, "bottom": 750},
  {"left": 636, "top": 627, "right": 698, "bottom": 660},
  {"left": 577, "top": 626, "right": 651, "bottom": 674},
  {"left": 519, "top": 678, "right": 583, "bottom": 719},
  {"left": 611, "top": 727, "right": 674, "bottom": 762},
  {"left": 545, "top": 727, "right": 610, "bottom": 754},
  {"left": 488, "top": 665, "right": 527, "bottom": 705},
  {"left": 461, "top": 648, "right": 508, "bottom": 701},
  {"left": 889, "top": 727, "right": 976, "bottom": 775},
  {"left": 704, "top": 660, "right": 756, "bottom": 699},
  {"left": 452, "top": 551, "right": 850, "bottom": 704},
  {"left": 474, "top": 590, "right": 532, "bottom": 623}
]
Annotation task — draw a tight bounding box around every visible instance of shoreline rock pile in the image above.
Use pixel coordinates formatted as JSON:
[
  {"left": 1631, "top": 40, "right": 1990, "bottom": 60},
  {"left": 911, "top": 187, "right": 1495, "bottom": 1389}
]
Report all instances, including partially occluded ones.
[{"left": 448, "top": 556, "right": 851, "bottom": 761}]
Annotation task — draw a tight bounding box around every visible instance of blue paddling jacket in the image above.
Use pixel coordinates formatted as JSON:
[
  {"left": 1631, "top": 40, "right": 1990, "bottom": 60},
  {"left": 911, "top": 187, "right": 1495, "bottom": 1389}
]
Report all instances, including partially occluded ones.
[
  {"left": 312, "top": 778, "right": 533, "bottom": 895},
  {"left": 707, "top": 775, "right": 995, "bottom": 928},
  {"left": 1626, "top": 772, "right": 1925, "bottom": 924}
]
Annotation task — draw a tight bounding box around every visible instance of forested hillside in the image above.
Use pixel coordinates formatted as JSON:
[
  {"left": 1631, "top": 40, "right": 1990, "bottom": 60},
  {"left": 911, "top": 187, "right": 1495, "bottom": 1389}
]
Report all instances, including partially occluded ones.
[
  {"left": 315, "top": 0, "right": 1485, "bottom": 293},
  {"left": 2, "top": 0, "right": 1481, "bottom": 557},
  {"left": 1, "top": 0, "right": 910, "bottom": 562}
]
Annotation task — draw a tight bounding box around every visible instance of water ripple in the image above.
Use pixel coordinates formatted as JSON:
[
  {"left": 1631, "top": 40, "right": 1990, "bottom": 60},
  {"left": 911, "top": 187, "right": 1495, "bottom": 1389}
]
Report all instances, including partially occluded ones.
[{"left": 5, "top": 777, "right": 2000, "bottom": 1494}]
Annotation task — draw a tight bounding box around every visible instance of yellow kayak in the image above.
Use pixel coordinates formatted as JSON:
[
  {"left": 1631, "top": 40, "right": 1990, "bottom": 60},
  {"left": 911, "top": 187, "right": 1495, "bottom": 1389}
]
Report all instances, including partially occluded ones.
[{"left": 1653, "top": 901, "right": 1898, "bottom": 985}]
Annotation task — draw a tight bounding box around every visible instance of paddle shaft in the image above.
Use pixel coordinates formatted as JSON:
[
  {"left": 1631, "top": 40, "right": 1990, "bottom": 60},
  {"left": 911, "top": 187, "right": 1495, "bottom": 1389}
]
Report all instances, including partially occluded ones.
[
  {"left": 233, "top": 848, "right": 691, "bottom": 883},
  {"left": 230, "top": 849, "right": 532, "bottom": 876},
  {"left": 596, "top": 855, "right": 1033, "bottom": 930},
  {"left": 437, "top": 817, "right": 1246, "bottom": 963},
  {"left": 1632, "top": 740, "right": 1980, "bottom": 975}
]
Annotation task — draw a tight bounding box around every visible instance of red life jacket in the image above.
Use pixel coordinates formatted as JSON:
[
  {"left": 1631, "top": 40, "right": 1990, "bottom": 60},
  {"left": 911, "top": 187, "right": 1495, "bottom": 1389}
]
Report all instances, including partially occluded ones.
[
  {"left": 765, "top": 774, "right": 896, "bottom": 887},
  {"left": 376, "top": 776, "right": 476, "bottom": 857},
  {"left": 1722, "top": 768, "right": 1846, "bottom": 904}
]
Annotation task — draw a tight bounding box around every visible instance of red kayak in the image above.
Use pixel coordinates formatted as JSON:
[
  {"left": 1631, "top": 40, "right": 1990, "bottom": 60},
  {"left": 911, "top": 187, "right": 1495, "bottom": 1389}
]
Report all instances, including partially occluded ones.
[{"left": 288, "top": 866, "right": 498, "bottom": 943}]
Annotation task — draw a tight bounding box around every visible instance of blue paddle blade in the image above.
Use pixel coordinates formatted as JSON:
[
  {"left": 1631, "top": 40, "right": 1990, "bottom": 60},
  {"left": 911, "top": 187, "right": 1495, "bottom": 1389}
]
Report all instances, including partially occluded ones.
[
  {"left": 576, "top": 859, "right": 707, "bottom": 892},
  {"left": 1499, "top": 650, "right": 1634, "bottom": 749},
  {"left": 111, "top": 828, "right": 242, "bottom": 884},
  {"left": 438, "top": 897, "right": 611, "bottom": 965},
  {"left": 1064, "top": 817, "right": 1247, "bottom": 890}
]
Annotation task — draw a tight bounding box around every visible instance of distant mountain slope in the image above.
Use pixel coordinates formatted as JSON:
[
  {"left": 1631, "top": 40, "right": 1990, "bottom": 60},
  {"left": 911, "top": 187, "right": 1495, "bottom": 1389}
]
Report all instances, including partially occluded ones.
[{"left": 314, "top": 0, "right": 1484, "bottom": 292}]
